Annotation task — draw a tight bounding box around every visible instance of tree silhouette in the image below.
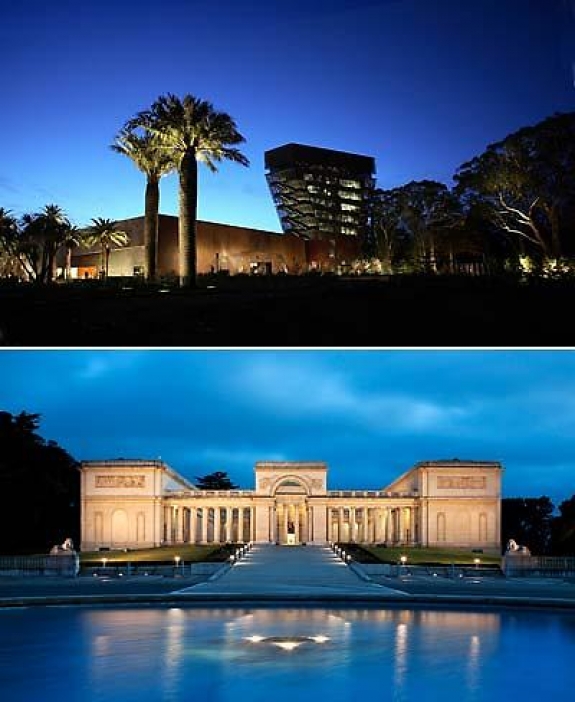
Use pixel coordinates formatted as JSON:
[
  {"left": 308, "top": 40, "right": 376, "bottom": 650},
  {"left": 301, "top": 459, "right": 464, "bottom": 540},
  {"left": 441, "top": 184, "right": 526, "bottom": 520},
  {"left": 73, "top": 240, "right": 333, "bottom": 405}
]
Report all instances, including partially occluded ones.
[
  {"left": 195, "top": 471, "right": 238, "bottom": 490},
  {"left": 0, "top": 411, "right": 80, "bottom": 553}
]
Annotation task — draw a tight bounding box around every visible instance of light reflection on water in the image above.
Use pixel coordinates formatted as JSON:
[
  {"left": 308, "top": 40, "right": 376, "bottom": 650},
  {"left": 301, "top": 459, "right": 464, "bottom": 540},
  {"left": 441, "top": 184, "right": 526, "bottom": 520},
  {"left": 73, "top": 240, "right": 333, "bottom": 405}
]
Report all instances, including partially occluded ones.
[{"left": 0, "top": 607, "right": 574, "bottom": 701}]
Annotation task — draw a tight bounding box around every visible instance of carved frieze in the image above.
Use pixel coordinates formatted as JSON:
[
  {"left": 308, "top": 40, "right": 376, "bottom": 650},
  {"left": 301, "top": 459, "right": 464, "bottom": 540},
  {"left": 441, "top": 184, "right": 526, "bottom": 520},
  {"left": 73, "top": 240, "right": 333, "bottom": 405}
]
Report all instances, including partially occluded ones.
[
  {"left": 437, "top": 476, "right": 486, "bottom": 489},
  {"left": 95, "top": 475, "right": 146, "bottom": 488}
]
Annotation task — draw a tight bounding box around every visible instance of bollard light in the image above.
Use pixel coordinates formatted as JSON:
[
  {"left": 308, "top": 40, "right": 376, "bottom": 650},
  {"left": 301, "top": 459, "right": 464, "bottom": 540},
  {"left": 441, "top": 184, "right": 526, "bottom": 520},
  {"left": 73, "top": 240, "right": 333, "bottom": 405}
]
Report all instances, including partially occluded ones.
[
  {"left": 474, "top": 557, "right": 481, "bottom": 569},
  {"left": 102, "top": 557, "right": 108, "bottom": 568},
  {"left": 400, "top": 555, "right": 407, "bottom": 565}
]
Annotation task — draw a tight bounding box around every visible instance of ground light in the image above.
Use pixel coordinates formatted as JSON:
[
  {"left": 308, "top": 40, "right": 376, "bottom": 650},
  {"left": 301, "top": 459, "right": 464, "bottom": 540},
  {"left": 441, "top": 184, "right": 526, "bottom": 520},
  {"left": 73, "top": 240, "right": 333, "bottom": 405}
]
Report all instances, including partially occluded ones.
[{"left": 243, "top": 636, "right": 330, "bottom": 651}]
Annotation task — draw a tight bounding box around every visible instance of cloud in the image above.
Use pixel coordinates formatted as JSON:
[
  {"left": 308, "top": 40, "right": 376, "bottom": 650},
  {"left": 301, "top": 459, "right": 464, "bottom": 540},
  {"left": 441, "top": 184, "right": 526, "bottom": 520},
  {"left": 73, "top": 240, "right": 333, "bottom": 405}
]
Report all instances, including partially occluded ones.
[
  {"left": 237, "top": 356, "right": 469, "bottom": 433},
  {"left": 0, "top": 176, "right": 20, "bottom": 194},
  {"left": 74, "top": 351, "right": 144, "bottom": 381}
]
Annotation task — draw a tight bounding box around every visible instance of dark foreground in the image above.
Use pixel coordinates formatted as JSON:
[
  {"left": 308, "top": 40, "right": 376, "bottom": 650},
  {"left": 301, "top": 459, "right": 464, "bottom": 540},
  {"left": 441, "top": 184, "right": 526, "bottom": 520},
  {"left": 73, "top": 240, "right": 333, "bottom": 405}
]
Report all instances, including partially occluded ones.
[
  {"left": 2, "top": 275, "right": 575, "bottom": 346},
  {"left": 1, "top": 571, "right": 574, "bottom": 607}
]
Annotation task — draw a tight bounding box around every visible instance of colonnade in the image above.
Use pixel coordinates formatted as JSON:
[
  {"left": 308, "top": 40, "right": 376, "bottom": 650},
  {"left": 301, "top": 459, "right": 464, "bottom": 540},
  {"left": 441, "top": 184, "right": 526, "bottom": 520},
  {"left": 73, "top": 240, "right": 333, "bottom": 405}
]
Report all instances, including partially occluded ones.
[
  {"left": 327, "top": 505, "right": 418, "bottom": 545},
  {"left": 163, "top": 505, "right": 254, "bottom": 544},
  {"left": 162, "top": 502, "right": 419, "bottom": 545}
]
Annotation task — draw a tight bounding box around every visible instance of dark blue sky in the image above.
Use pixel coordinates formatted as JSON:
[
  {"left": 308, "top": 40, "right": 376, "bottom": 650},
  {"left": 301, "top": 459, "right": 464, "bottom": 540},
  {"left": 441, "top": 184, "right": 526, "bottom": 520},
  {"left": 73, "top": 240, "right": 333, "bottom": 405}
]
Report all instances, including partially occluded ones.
[
  {"left": 1, "top": 350, "right": 574, "bottom": 506},
  {"left": 1, "top": 0, "right": 573, "bottom": 231}
]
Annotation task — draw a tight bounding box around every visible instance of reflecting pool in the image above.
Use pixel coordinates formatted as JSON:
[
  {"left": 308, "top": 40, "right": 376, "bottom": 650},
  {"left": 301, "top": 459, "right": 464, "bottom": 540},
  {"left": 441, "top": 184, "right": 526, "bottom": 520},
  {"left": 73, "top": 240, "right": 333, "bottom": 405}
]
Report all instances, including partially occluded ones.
[{"left": 1, "top": 606, "right": 574, "bottom": 701}]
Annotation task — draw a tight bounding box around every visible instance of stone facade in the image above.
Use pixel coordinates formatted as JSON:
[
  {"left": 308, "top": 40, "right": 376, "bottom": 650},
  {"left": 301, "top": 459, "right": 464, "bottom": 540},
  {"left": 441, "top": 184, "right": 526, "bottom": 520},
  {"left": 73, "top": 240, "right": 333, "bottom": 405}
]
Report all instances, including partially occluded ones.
[
  {"left": 80, "top": 459, "right": 502, "bottom": 552},
  {"left": 71, "top": 216, "right": 362, "bottom": 279}
]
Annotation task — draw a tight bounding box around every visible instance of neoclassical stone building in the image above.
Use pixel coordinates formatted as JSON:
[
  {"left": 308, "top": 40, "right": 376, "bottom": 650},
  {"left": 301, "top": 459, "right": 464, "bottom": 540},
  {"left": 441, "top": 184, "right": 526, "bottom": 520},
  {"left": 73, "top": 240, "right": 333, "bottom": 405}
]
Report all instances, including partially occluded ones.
[{"left": 81, "top": 459, "right": 502, "bottom": 552}]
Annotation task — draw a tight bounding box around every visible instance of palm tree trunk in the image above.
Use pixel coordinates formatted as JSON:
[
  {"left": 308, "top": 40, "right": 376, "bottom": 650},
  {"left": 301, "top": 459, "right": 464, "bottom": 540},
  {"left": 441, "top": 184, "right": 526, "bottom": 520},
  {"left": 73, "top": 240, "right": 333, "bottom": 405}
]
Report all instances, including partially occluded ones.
[
  {"left": 101, "top": 245, "right": 106, "bottom": 279},
  {"left": 105, "top": 246, "right": 110, "bottom": 280},
  {"left": 144, "top": 178, "right": 160, "bottom": 281},
  {"left": 178, "top": 148, "right": 198, "bottom": 287},
  {"left": 65, "top": 247, "right": 72, "bottom": 281}
]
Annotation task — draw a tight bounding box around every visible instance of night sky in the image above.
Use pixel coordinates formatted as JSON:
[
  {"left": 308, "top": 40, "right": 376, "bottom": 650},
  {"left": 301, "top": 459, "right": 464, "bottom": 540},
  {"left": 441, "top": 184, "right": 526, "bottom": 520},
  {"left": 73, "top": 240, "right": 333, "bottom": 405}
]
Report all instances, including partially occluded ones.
[
  {"left": 1, "top": 0, "right": 573, "bottom": 231},
  {"left": 1, "top": 350, "right": 574, "bottom": 506}
]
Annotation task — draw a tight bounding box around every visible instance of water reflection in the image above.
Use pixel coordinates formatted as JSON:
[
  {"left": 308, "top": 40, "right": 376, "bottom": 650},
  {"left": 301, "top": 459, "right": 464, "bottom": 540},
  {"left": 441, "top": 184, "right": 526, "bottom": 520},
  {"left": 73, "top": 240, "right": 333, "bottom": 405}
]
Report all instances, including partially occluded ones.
[{"left": 1, "top": 607, "right": 574, "bottom": 701}]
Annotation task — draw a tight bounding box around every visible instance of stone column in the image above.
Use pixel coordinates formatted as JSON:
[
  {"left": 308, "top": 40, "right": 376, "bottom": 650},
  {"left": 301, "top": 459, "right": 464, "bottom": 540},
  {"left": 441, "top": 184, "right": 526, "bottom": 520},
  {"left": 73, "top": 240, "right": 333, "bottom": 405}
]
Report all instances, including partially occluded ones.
[
  {"left": 201, "top": 508, "right": 209, "bottom": 543},
  {"left": 165, "top": 506, "right": 173, "bottom": 544},
  {"left": 176, "top": 507, "right": 184, "bottom": 543},
  {"left": 374, "top": 508, "right": 383, "bottom": 543},
  {"left": 349, "top": 507, "right": 356, "bottom": 542},
  {"left": 294, "top": 504, "right": 300, "bottom": 543},
  {"left": 338, "top": 507, "right": 344, "bottom": 542},
  {"left": 189, "top": 507, "right": 197, "bottom": 544},
  {"left": 213, "top": 507, "right": 221, "bottom": 543},
  {"left": 225, "top": 507, "right": 233, "bottom": 541},
  {"left": 271, "top": 506, "right": 277, "bottom": 543},
  {"left": 282, "top": 505, "right": 289, "bottom": 544}
]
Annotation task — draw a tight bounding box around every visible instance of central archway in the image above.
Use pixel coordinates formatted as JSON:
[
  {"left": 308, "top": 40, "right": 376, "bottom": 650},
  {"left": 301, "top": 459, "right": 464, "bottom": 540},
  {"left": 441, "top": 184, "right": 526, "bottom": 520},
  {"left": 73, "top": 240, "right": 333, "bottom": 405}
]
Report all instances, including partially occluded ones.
[{"left": 273, "top": 477, "right": 309, "bottom": 544}]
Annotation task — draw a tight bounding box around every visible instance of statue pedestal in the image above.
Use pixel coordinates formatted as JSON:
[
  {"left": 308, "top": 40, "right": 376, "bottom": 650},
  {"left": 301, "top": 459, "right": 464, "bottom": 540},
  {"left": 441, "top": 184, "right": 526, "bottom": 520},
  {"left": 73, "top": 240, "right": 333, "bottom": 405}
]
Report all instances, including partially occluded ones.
[{"left": 286, "top": 533, "right": 296, "bottom": 546}]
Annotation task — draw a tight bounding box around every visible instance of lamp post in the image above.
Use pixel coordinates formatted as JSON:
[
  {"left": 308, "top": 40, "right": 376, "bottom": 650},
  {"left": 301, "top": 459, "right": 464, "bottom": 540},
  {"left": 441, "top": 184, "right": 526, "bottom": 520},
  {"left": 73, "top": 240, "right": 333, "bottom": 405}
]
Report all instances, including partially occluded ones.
[
  {"left": 474, "top": 557, "right": 480, "bottom": 570},
  {"left": 174, "top": 555, "right": 181, "bottom": 576}
]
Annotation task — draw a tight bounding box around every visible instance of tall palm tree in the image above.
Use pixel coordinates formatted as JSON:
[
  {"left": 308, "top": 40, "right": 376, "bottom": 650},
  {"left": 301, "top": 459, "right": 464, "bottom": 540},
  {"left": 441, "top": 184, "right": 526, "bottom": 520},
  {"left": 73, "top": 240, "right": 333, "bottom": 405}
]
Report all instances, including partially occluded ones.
[
  {"left": 127, "top": 94, "right": 249, "bottom": 287},
  {"left": 111, "top": 129, "right": 175, "bottom": 281},
  {"left": 84, "top": 218, "right": 129, "bottom": 280}
]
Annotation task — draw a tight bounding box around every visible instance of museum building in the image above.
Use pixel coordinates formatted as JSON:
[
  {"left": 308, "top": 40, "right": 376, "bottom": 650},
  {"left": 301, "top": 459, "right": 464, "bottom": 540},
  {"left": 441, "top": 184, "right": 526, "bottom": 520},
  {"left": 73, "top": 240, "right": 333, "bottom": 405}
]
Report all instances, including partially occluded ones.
[
  {"left": 80, "top": 459, "right": 502, "bottom": 552},
  {"left": 70, "top": 143, "right": 373, "bottom": 278}
]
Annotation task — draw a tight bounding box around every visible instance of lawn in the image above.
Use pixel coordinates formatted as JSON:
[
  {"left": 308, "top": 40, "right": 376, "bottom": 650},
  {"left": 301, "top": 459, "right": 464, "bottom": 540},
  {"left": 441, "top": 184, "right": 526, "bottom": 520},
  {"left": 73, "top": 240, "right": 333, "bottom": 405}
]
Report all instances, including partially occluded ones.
[
  {"left": 80, "top": 544, "right": 232, "bottom": 564},
  {"left": 360, "top": 545, "right": 502, "bottom": 566}
]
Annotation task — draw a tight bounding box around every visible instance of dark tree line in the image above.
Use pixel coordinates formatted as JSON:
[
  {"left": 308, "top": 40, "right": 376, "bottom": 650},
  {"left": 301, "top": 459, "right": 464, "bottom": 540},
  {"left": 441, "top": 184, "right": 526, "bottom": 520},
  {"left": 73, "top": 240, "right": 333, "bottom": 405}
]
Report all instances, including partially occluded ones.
[
  {"left": 502, "top": 496, "right": 575, "bottom": 555},
  {"left": 0, "top": 411, "right": 80, "bottom": 554},
  {"left": 369, "top": 111, "right": 575, "bottom": 276}
]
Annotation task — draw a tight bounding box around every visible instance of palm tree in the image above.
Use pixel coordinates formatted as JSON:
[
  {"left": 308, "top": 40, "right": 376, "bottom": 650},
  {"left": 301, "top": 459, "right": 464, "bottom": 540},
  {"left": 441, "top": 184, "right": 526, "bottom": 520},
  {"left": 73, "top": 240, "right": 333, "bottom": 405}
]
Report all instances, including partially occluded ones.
[
  {"left": 84, "top": 218, "right": 129, "bottom": 280},
  {"left": 0, "top": 207, "right": 23, "bottom": 279},
  {"left": 111, "top": 129, "right": 175, "bottom": 281},
  {"left": 127, "top": 94, "right": 249, "bottom": 287},
  {"left": 63, "top": 226, "right": 83, "bottom": 281},
  {"left": 22, "top": 204, "right": 71, "bottom": 283}
]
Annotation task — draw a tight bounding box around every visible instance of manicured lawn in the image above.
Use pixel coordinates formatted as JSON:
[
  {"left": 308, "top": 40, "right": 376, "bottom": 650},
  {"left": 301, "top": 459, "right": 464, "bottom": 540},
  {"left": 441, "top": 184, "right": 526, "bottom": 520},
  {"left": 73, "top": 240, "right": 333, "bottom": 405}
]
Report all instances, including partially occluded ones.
[
  {"left": 80, "top": 545, "right": 229, "bottom": 564},
  {"left": 363, "top": 546, "right": 501, "bottom": 565}
]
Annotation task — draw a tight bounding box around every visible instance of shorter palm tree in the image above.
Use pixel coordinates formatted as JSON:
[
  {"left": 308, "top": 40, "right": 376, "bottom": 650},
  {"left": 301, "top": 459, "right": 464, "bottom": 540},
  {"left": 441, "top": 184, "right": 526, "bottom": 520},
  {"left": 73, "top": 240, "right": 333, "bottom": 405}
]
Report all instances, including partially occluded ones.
[
  {"left": 22, "top": 204, "right": 71, "bottom": 283},
  {"left": 84, "top": 218, "right": 129, "bottom": 280},
  {"left": 63, "top": 226, "right": 83, "bottom": 281},
  {"left": 111, "top": 129, "right": 175, "bottom": 281}
]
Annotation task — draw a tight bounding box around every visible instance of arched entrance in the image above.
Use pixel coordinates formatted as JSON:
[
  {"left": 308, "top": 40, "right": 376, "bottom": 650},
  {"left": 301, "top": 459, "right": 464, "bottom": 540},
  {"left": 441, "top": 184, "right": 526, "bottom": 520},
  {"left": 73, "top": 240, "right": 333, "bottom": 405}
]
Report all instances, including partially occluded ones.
[{"left": 273, "top": 478, "right": 309, "bottom": 545}]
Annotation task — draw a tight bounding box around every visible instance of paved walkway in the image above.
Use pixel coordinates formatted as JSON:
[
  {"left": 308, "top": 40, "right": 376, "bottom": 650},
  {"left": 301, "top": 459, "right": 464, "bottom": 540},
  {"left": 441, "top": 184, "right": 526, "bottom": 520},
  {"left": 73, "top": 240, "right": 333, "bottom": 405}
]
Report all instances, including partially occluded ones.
[{"left": 174, "top": 544, "right": 407, "bottom": 597}]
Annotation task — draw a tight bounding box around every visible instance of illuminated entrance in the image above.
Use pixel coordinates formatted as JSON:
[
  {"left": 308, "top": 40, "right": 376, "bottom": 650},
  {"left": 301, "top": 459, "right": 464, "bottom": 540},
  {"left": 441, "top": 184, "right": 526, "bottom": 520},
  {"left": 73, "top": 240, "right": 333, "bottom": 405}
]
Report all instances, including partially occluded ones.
[{"left": 274, "top": 479, "right": 309, "bottom": 545}]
